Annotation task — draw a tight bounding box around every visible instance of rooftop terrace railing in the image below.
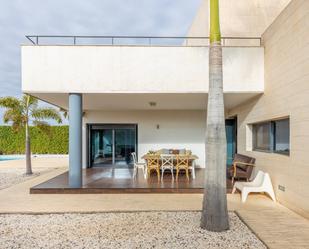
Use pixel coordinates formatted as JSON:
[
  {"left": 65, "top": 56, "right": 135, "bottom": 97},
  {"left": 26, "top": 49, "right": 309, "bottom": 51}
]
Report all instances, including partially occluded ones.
[{"left": 25, "top": 35, "right": 262, "bottom": 47}]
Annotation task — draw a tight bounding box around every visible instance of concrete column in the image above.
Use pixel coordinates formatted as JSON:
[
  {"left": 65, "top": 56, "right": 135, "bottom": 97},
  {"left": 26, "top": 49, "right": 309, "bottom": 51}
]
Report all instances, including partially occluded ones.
[{"left": 69, "top": 93, "right": 83, "bottom": 188}]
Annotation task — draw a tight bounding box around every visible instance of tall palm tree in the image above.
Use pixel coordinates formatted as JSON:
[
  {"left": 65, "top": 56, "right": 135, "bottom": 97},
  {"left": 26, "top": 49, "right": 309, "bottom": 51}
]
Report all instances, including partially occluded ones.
[
  {"left": 200, "top": 0, "right": 229, "bottom": 231},
  {"left": 0, "top": 94, "right": 62, "bottom": 175}
]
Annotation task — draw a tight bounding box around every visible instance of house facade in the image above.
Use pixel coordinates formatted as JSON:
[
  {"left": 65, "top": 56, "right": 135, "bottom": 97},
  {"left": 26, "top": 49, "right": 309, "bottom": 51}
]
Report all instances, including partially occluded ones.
[{"left": 21, "top": 0, "right": 309, "bottom": 218}]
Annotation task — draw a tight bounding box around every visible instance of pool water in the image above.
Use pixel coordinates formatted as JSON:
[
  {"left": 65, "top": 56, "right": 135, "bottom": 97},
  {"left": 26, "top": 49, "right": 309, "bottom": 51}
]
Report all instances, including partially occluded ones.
[
  {"left": 0, "top": 155, "right": 67, "bottom": 162},
  {"left": 0, "top": 155, "right": 25, "bottom": 161}
]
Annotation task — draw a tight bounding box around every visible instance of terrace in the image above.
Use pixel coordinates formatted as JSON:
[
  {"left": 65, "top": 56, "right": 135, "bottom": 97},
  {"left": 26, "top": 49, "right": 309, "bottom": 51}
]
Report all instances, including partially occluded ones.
[{"left": 21, "top": 35, "right": 264, "bottom": 193}]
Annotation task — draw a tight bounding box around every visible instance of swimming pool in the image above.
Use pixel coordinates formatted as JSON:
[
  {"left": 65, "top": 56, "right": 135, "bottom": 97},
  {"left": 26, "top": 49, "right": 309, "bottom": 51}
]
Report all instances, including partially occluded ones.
[
  {"left": 0, "top": 155, "right": 25, "bottom": 161},
  {"left": 0, "top": 155, "right": 68, "bottom": 162}
]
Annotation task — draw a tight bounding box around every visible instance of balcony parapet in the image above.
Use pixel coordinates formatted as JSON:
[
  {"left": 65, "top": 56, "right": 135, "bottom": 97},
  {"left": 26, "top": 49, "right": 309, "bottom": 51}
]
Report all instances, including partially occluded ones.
[
  {"left": 22, "top": 45, "right": 264, "bottom": 94},
  {"left": 25, "top": 35, "right": 262, "bottom": 47}
]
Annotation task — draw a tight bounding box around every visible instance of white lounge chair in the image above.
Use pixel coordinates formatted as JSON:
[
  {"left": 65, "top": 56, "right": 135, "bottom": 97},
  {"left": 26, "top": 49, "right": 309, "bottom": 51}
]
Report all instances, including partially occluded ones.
[
  {"left": 131, "top": 152, "right": 147, "bottom": 179},
  {"left": 232, "top": 170, "right": 276, "bottom": 203}
]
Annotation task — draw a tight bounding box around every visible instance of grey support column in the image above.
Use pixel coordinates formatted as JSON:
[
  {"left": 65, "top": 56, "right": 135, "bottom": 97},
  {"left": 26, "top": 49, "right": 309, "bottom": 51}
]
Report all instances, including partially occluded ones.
[{"left": 69, "top": 93, "right": 83, "bottom": 188}]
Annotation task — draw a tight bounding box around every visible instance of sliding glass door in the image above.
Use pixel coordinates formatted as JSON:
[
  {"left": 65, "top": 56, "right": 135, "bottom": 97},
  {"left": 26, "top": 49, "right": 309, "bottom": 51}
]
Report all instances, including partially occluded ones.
[
  {"left": 114, "top": 128, "right": 136, "bottom": 165},
  {"left": 91, "top": 129, "right": 113, "bottom": 166},
  {"left": 89, "top": 124, "right": 137, "bottom": 167}
]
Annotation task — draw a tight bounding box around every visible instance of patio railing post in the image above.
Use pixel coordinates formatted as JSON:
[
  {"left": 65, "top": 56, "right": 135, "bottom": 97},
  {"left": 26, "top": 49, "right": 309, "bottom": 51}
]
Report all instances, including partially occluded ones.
[{"left": 69, "top": 93, "right": 83, "bottom": 188}]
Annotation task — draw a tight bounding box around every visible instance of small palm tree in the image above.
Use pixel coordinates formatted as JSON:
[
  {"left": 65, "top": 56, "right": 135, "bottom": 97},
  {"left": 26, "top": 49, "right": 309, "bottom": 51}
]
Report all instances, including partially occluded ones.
[
  {"left": 200, "top": 0, "right": 229, "bottom": 231},
  {"left": 0, "top": 94, "right": 62, "bottom": 175}
]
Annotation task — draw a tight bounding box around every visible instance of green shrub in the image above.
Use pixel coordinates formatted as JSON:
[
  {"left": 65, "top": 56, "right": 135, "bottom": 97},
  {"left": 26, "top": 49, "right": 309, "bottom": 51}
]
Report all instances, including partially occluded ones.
[{"left": 0, "top": 126, "right": 68, "bottom": 154}]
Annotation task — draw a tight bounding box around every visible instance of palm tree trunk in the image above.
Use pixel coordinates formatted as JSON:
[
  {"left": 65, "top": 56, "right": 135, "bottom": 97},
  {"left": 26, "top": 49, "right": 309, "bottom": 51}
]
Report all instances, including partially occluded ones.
[
  {"left": 25, "top": 96, "right": 32, "bottom": 175},
  {"left": 200, "top": 0, "right": 229, "bottom": 232}
]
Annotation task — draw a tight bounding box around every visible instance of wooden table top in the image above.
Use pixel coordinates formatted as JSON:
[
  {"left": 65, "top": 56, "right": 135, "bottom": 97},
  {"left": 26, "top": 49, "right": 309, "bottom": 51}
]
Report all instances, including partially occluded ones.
[{"left": 142, "top": 154, "right": 198, "bottom": 160}]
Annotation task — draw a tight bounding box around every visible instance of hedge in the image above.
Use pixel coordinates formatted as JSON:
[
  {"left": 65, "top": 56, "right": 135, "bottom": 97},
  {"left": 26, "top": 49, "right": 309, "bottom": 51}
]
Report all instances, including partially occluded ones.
[{"left": 0, "top": 126, "right": 69, "bottom": 154}]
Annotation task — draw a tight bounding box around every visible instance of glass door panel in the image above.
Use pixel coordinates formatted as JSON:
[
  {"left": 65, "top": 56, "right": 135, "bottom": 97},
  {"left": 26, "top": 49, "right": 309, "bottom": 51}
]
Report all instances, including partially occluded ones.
[
  {"left": 91, "top": 129, "right": 113, "bottom": 166},
  {"left": 225, "top": 118, "right": 237, "bottom": 166},
  {"left": 114, "top": 129, "right": 136, "bottom": 166}
]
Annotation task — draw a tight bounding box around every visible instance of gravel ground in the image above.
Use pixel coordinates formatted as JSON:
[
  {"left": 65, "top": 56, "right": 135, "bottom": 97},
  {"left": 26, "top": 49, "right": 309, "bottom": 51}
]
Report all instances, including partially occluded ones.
[
  {"left": 0, "top": 212, "right": 266, "bottom": 249},
  {"left": 0, "top": 168, "right": 53, "bottom": 190}
]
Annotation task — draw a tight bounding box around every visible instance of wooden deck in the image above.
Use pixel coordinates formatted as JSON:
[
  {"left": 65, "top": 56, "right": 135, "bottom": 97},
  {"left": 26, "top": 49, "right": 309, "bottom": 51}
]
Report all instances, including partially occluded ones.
[{"left": 30, "top": 167, "right": 233, "bottom": 194}]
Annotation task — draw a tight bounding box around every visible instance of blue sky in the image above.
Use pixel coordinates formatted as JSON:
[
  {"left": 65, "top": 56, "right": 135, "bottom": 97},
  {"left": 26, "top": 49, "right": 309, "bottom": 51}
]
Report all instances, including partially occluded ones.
[{"left": 0, "top": 0, "right": 201, "bottom": 124}]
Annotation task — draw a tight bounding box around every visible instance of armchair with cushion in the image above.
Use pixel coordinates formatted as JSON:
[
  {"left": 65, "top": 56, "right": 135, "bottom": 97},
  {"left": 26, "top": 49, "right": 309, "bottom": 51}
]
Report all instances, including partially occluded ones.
[{"left": 228, "top": 154, "right": 256, "bottom": 184}]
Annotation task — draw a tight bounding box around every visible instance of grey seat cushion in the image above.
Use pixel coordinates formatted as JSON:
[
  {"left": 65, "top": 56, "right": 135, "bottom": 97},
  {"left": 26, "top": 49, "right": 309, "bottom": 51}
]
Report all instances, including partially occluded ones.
[
  {"left": 161, "top": 148, "right": 170, "bottom": 154},
  {"left": 179, "top": 149, "right": 186, "bottom": 155}
]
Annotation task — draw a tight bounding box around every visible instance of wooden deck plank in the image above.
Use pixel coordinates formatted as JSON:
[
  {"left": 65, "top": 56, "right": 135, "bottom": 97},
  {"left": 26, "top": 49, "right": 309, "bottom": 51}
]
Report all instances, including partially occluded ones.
[{"left": 30, "top": 167, "right": 233, "bottom": 194}]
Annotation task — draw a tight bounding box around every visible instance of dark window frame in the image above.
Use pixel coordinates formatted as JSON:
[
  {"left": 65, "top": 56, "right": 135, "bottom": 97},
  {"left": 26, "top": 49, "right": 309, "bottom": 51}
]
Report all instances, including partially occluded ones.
[{"left": 252, "top": 118, "right": 290, "bottom": 156}]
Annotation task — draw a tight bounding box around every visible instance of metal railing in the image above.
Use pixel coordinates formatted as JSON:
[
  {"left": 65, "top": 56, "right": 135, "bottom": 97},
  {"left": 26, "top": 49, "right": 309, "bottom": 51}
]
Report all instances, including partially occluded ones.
[{"left": 25, "top": 35, "right": 262, "bottom": 47}]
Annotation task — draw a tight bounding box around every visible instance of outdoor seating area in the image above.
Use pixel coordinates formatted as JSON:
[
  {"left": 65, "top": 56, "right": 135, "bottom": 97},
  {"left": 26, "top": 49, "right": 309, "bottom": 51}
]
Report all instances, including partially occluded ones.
[
  {"left": 30, "top": 149, "right": 210, "bottom": 194},
  {"left": 29, "top": 151, "right": 260, "bottom": 194},
  {"left": 136, "top": 149, "right": 198, "bottom": 182}
]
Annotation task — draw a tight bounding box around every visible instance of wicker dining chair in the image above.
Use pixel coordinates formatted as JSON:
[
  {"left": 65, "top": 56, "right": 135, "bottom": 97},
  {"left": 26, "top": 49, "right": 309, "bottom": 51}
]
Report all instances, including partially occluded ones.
[
  {"left": 176, "top": 155, "right": 190, "bottom": 180},
  {"left": 146, "top": 155, "right": 161, "bottom": 181}
]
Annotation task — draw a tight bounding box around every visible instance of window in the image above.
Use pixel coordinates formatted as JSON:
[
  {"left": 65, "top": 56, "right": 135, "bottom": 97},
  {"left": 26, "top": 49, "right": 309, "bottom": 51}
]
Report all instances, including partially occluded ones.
[
  {"left": 252, "top": 118, "right": 289, "bottom": 155},
  {"left": 253, "top": 122, "right": 272, "bottom": 151},
  {"left": 274, "top": 119, "right": 290, "bottom": 154}
]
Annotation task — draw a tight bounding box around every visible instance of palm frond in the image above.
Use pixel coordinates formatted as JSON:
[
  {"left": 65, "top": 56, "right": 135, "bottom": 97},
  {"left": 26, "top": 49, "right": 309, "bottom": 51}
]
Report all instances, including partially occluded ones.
[
  {"left": 33, "top": 120, "right": 51, "bottom": 135},
  {"left": 31, "top": 107, "right": 62, "bottom": 124},
  {"left": 12, "top": 122, "right": 24, "bottom": 132},
  {"left": 3, "top": 109, "right": 23, "bottom": 123},
  {"left": 0, "top": 97, "right": 21, "bottom": 109},
  {"left": 0, "top": 97, "right": 26, "bottom": 132},
  {"left": 22, "top": 94, "right": 38, "bottom": 111}
]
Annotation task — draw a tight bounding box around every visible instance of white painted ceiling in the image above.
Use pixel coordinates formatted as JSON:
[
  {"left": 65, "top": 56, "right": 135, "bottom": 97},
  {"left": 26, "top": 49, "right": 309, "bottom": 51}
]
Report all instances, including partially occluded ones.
[{"left": 32, "top": 92, "right": 262, "bottom": 111}]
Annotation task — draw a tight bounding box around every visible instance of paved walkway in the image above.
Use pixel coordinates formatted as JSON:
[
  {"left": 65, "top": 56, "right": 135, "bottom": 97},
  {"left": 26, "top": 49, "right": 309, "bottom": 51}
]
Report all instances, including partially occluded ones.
[
  {"left": 0, "top": 167, "right": 277, "bottom": 213},
  {"left": 0, "top": 158, "right": 308, "bottom": 249},
  {"left": 237, "top": 208, "right": 309, "bottom": 249}
]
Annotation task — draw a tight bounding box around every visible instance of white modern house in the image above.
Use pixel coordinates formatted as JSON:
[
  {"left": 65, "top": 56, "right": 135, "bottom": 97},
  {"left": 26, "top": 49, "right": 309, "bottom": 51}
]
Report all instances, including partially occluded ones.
[{"left": 22, "top": 0, "right": 309, "bottom": 219}]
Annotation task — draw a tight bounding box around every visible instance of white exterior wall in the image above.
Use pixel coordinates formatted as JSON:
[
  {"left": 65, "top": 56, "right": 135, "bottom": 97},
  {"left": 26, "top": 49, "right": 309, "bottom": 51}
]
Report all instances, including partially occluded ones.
[
  {"left": 187, "top": 0, "right": 291, "bottom": 38},
  {"left": 82, "top": 110, "right": 206, "bottom": 168},
  {"left": 22, "top": 46, "right": 264, "bottom": 94}
]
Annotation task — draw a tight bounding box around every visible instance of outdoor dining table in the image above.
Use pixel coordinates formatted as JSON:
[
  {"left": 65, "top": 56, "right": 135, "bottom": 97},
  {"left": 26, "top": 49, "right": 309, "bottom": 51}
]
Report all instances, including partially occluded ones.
[{"left": 142, "top": 154, "right": 199, "bottom": 179}]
